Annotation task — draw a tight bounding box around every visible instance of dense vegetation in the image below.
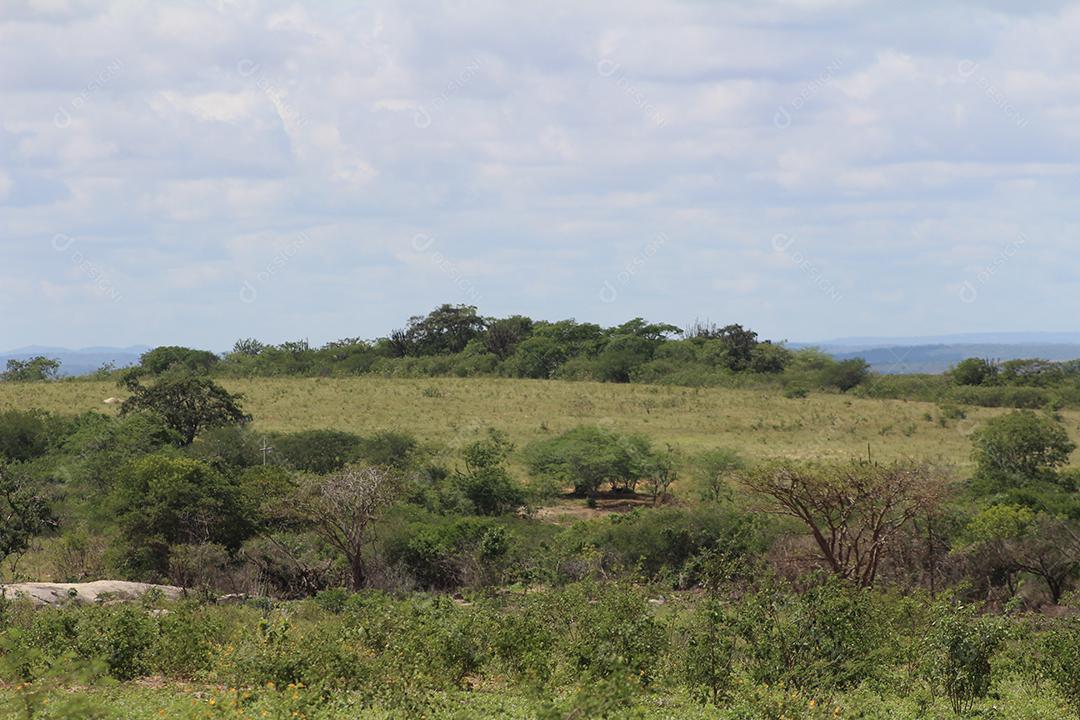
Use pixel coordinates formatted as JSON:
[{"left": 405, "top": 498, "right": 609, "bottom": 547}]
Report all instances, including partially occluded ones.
[
  {"left": 1, "top": 339, "right": 1080, "bottom": 717},
  {"left": 14, "top": 306, "right": 1080, "bottom": 415}
]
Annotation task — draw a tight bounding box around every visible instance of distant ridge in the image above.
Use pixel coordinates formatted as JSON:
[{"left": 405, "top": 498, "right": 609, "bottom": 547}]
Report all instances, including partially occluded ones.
[
  {"left": 0, "top": 346, "right": 150, "bottom": 377},
  {"left": 799, "top": 331, "right": 1080, "bottom": 349}
]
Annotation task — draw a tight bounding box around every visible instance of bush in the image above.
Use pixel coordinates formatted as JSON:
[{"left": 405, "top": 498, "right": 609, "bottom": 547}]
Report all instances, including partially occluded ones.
[
  {"left": 924, "top": 602, "right": 1006, "bottom": 716},
  {"left": 0, "top": 410, "right": 67, "bottom": 463},
  {"left": 357, "top": 430, "right": 418, "bottom": 471},
  {"left": 270, "top": 430, "right": 362, "bottom": 474},
  {"left": 734, "top": 576, "right": 887, "bottom": 692},
  {"left": 112, "top": 454, "right": 254, "bottom": 578},
  {"left": 821, "top": 359, "right": 871, "bottom": 392},
  {"left": 1044, "top": 618, "right": 1080, "bottom": 718}
]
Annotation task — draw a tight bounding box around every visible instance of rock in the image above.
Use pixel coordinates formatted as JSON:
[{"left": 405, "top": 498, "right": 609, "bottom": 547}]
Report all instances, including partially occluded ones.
[{"left": 0, "top": 581, "right": 183, "bottom": 607}]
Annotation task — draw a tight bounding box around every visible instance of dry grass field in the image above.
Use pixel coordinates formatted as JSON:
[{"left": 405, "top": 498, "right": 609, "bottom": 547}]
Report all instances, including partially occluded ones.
[{"left": 3, "top": 376, "right": 1073, "bottom": 472}]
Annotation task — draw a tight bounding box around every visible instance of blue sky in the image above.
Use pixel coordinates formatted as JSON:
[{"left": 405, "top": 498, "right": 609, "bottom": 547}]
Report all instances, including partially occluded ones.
[{"left": 1, "top": 0, "right": 1076, "bottom": 350}]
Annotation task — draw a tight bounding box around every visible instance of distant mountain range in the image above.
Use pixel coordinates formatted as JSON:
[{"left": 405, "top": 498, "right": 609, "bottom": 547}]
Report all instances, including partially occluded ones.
[
  {"left": 0, "top": 346, "right": 149, "bottom": 377},
  {"left": 792, "top": 333, "right": 1080, "bottom": 374},
  {"left": 5, "top": 332, "right": 1080, "bottom": 377}
]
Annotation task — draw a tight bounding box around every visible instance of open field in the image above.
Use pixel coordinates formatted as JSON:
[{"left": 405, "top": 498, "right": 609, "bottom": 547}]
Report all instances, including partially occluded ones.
[{"left": 3, "top": 376, "right": 1076, "bottom": 471}]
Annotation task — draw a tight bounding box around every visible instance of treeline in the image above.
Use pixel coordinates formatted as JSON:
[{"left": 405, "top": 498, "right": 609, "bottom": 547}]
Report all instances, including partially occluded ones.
[{"left": 15, "top": 305, "right": 855, "bottom": 393}]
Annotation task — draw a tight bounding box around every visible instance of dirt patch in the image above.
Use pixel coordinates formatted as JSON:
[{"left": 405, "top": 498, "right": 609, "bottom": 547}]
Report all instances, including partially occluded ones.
[{"left": 534, "top": 492, "right": 655, "bottom": 525}]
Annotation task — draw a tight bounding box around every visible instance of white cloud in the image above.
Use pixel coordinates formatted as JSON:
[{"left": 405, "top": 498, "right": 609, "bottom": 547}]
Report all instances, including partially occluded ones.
[{"left": 1, "top": 0, "right": 1079, "bottom": 348}]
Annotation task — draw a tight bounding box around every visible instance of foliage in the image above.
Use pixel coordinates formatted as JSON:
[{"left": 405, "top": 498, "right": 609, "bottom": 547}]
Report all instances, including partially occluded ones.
[
  {"left": 121, "top": 370, "right": 250, "bottom": 446},
  {"left": 270, "top": 429, "right": 362, "bottom": 474},
  {"left": 453, "top": 429, "right": 525, "bottom": 515},
  {"left": 1, "top": 357, "right": 61, "bottom": 383},
  {"left": 971, "top": 411, "right": 1075, "bottom": 489},
  {"left": 1044, "top": 618, "right": 1080, "bottom": 718},
  {"left": 0, "top": 463, "right": 56, "bottom": 576},
  {"left": 924, "top": 602, "right": 1006, "bottom": 716},
  {"left": 525, "top": 425, "right": 656, "bottom": 497},
  {"left": 112, "top": 454, "right": 254, "bottom": 578}
]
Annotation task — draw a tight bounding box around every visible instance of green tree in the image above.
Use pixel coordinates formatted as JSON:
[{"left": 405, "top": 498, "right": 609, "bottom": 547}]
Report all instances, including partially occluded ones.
[
  {"left": 1044, "top": 618, "right": 1080, "bottom": 718},
  {"left": 0, "top": 410, "right": 65, "bottom": 463},
  {"left": 525, "top": 426, "right": 653, "bottom": 498},
  {"left": 971, "top": 411, "right": 1075, "bottom": 488},
  {"left": 1, "top": 356, "right": 60, "bottom": 382},
  {"left": 0, "top": 462, "right": 56, "bottom": 577},
  {"left": 454, "top": 429, "right": 524, "bottom": 515},
  {"left": 392, "top": 304, "right": 487, "bottom": 356},
  {"left": 822, "top": 358, "right": 871, "bottom": 392},
  {"left": 120, "top": 371, "right": 250, "bottom": 446},
  {"left": 483, "top": 315, "right": 534, "bottom": 360},
  {"left": 270, "top": 429, "right": 363, "bottom": 474},
  {"left": 965, "top": 506, "right": 1080, "bottom": 604},
  {"left": 137, "top": 346, "right": 220, "bottom": 375},
  {"left": 694, "top": 448, "right": 747, "bottom": 502},
  {"left": 684, "top": 597, "right": 735, "bottom": 705},
  {"left": 952, "top": 358, "right": 998, "bottom": 386},
  {"left": 112, "top": 454, "right": 253, "bottom": 577}
]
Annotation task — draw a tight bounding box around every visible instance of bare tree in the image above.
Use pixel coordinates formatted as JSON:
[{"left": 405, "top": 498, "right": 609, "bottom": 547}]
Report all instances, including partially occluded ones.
[
  {"left": 741, "top": 460, "right": 945, "bottom": 587},
  {"left": 302, "top": 465, "right": 398, "bottom": 591}
]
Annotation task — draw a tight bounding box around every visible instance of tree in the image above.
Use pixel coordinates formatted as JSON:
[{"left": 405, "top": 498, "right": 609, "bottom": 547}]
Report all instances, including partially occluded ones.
[
  {"left": 483, "top": 315, "right": 534, "bottom": 360},
  {"left": 0, "top": 410, "right": 63, "bottom": 463},
  {"left": 742, "top": 460, "right": 944, "bottom": 586},
  {"left": 952, "top": 358, "right": 998, "bottom": 386},
  {"left": 0, "top": 462, "right": 56, "bottom": 577},
  {"left": 231, "top": 338, "right": 266, "bottom": 357},
  {"left": 525, "top": 426, "right": 654, "bottom": 498},
  {"left": 693, "top": 448, "right": 747, "bottom": 502},
  {"left": 2, "top": 356, "right": 60, "bottom": 382},
  {"left": 508, "top": 335, "right": 567, "bottom": 378},
  {"left": 120, "top": 371, "right": 250, "bottom": 446},
  {"left": 821, "top": 358, "right": 871, "bottom": 392},
  {"left": 749, "top": 342, "right": 793, "bottom": 374},
  {"left": 138, "top": 346, "right": 220, "bottom": 375},
  {"left": 1044, "top": 618, "right": 1080, "bottom": 719},
  {"left": 112, "top": 454, "right": 253, "bottom": 577},
  {"left": 965, "top": 506, "right": 1080, "bottom": 604},
  {"left": 640, "top": 446, "right": 678, "bottom": 506},
  {"left": 392, "top": 304, "right": 487, "bottom": 356},
  {"left": 454, "top": 429, "right": 525, "bottom": 515},
  {"left": 302, "top": 465, "right": 398, "bottom": 590},
  {"left": 692, "top": 324, "right": 760, "bottom": 371},
  {"left": 971, "top": 411, "right": 1075, "bottom": 489}
]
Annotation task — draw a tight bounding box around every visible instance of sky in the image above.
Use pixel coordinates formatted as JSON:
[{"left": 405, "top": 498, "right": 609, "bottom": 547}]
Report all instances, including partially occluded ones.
[{"left": 1, "top": 0, "right": 1078, "bottom": 350}]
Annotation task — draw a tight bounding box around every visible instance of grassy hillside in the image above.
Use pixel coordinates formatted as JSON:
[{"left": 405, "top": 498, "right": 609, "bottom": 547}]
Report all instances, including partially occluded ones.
[{"left": 2, "top": 376, "right": 1066, "bottom": 471}]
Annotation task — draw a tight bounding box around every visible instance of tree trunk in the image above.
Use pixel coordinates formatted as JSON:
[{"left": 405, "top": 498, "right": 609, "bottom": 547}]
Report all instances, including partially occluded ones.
[{"left": 349, "top": 552, "right": 366, "bottom": 591}]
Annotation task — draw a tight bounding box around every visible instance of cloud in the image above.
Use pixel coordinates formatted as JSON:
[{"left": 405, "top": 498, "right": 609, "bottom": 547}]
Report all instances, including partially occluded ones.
[{"left": 0, "top": 0, "right": 1078, "bottom": 348}]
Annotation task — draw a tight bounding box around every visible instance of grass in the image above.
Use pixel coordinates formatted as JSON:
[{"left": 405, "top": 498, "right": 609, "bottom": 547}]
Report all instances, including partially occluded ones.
[{"left": 3, "top": 376, "right": 1074, "bottom": 472}]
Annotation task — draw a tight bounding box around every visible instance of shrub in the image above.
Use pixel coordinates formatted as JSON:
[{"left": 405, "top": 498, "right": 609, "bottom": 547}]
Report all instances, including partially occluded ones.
[
  {"left": 924, "top": 602, "right": 1006, "bottom": 716},
  {"left": 1044, "top": 618, "right": 1080, "bottom": 718},
  {"left": 0, "top": 410, "right": 67, "bottom": 463},
  {"left": 270, "top": 430, "right": 362, "bottom": 474}
]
